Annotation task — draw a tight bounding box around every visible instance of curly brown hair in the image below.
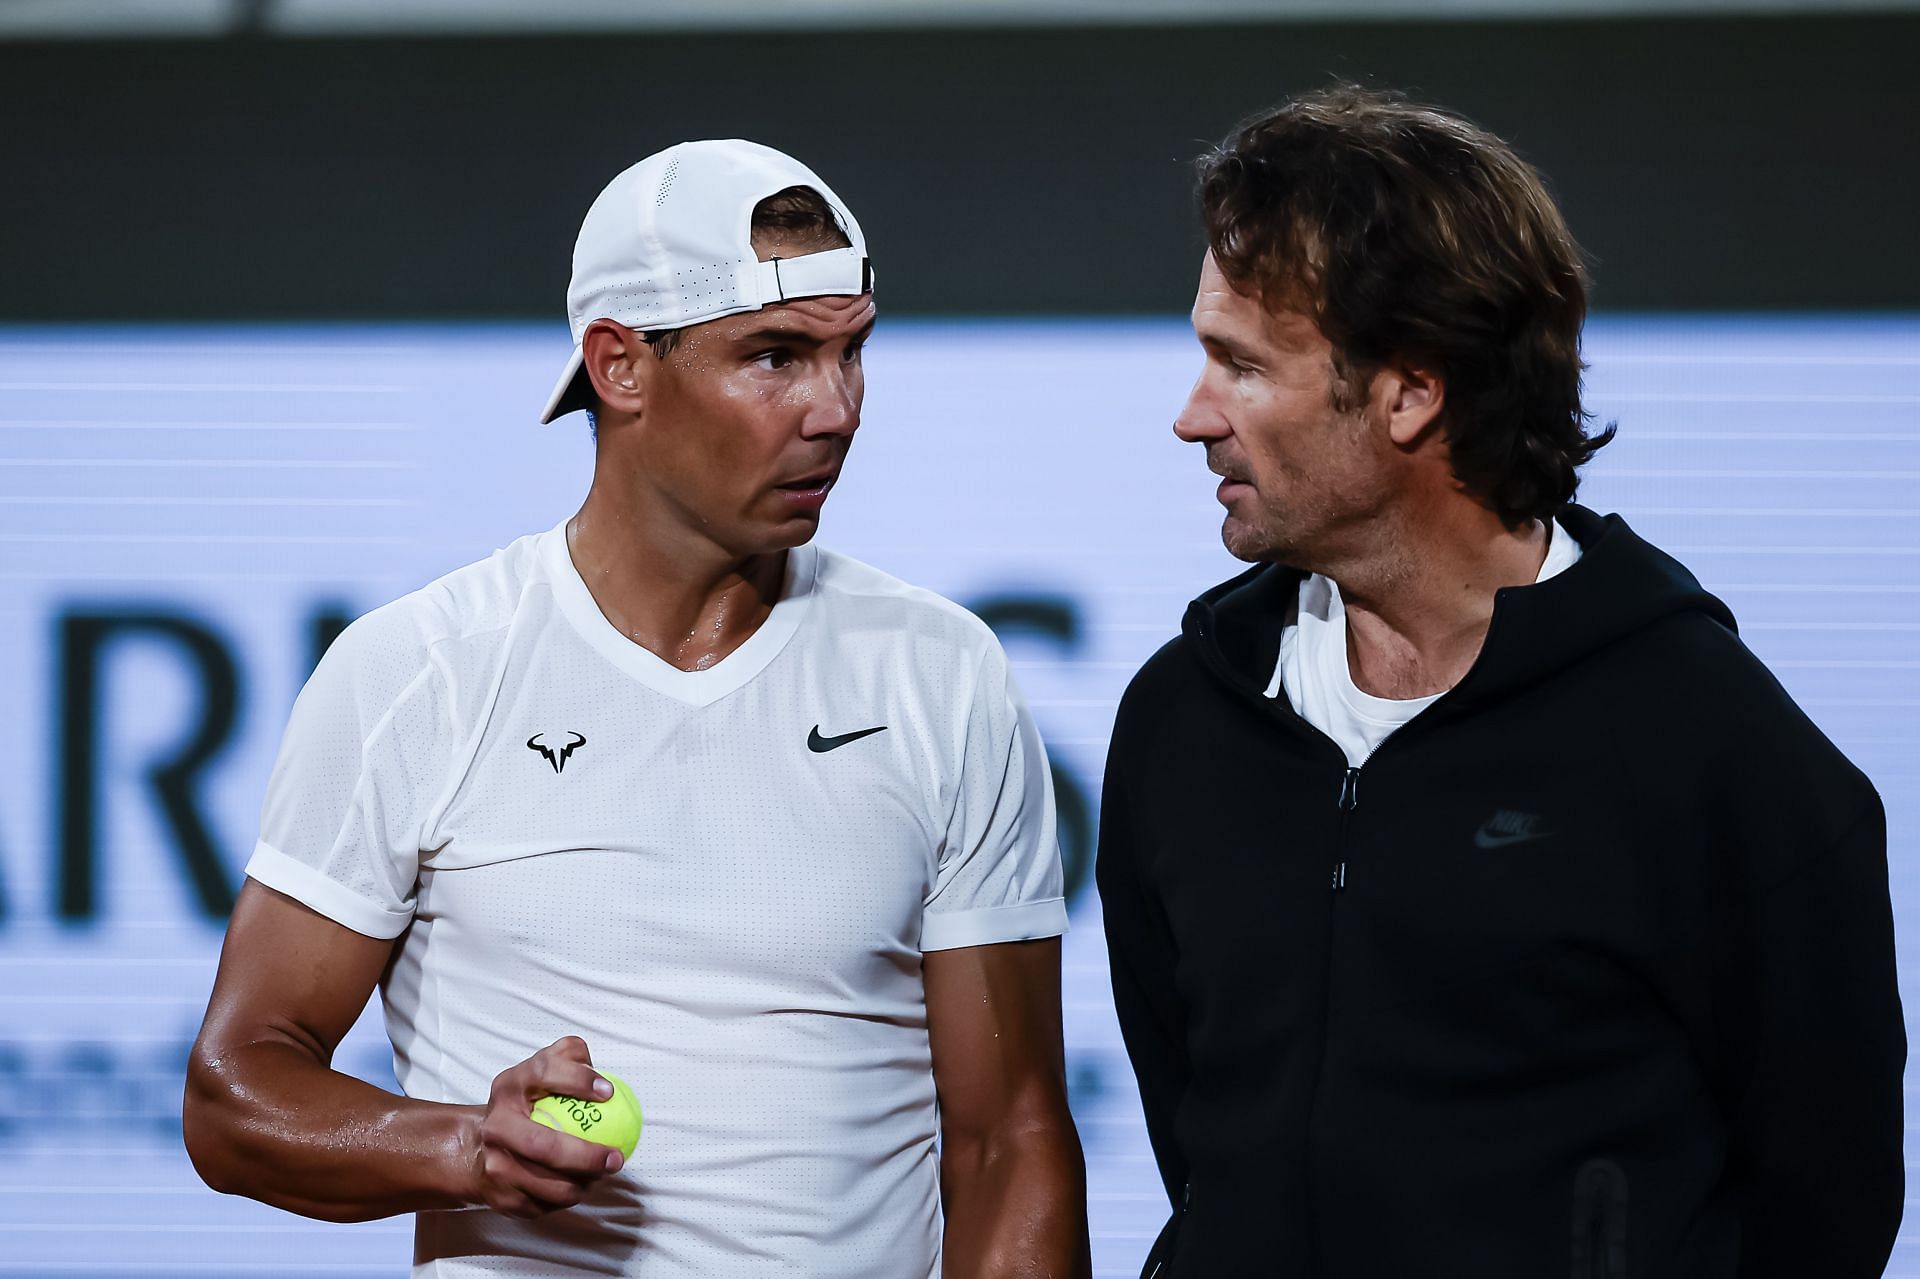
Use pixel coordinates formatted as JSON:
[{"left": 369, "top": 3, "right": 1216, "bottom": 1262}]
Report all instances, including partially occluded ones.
[{"left": 1198, "top": 85, "right": 1613, "bottom": 526}]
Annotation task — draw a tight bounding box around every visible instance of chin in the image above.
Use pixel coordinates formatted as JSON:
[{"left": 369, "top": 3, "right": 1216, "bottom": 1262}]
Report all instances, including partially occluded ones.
[
  {"left": 760, "top": 515, "right": 823, "bottom": 553},
  {"left": 1219, "top": 517, "right": 1273, "bottom": 564}
]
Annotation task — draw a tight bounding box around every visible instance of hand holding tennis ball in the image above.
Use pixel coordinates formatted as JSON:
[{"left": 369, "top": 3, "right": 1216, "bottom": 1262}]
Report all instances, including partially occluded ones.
[
  {"left": 532, "top": 1070, "right": 643, "bottom": 1159},
  {"left": 472, "top": 1036, "right": 640, "bottom": 1219}
]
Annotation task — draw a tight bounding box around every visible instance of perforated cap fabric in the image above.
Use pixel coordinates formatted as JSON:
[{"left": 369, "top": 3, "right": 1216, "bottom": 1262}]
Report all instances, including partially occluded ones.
[{"left": 538, "top": 139, "right": 873, "bottom": 423}]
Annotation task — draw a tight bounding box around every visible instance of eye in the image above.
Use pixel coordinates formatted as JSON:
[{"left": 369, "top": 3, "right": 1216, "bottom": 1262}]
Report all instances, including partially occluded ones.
[
  {"left": 752, "top": 348, "right": 794, "bottom": 371},
  {"left": 1205, "top": 344, "right": 1247, "bottom": 375},
  {"left": 841, "top": 340, "right": 866, "bottom": 365}
]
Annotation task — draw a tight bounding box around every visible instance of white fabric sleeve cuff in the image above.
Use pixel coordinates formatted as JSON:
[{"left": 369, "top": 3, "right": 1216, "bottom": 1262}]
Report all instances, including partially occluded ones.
[
  {"left": 920, "top": 897, "right": 1069, "bottom": 953},
  {"left": 244, "top": 840, "right": 414, "bottom": 941}
]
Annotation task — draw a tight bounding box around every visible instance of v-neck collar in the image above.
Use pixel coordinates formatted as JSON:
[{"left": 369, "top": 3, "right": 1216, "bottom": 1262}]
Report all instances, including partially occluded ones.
[{"left": 540, "top": 519, "right": 817, "bottom": 708}]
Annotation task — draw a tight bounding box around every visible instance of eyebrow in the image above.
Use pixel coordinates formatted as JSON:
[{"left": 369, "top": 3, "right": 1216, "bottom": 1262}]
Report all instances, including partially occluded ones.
[{"left": 1197, "top": 330, "right": 1259, "bottom": 365}]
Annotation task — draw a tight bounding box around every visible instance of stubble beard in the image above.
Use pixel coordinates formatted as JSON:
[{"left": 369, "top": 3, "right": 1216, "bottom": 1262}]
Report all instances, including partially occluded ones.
[
  {"left": 1220, "top": 400, "right": 1384, "bottom": 567},
  {"left": 1221, "top": 506, "right": 1294, "bottom": 564}
]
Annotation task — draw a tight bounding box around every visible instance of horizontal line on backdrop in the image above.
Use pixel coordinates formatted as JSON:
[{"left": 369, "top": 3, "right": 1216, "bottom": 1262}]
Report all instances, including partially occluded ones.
[
  {"left": 1595, "top": 393, "right": 1920, "bottom": 404},
  {"left": 0, "top": 382, "right": 404, "bottom": 393},
  {"left": 1711, "top": 584, "right": 1920, "bottom": 593},
  {"left": 0, "top": 1037, "right": 197, "bottom": 1048},
  {"left": 0, "top": 995, "right": 200, "bottom": 1004},
  {"left": 0, "top": 343, "right": 423, "bottom": 356},
  {"left": 0, "top": 1262, "right": 406, "bottom": 1274},
  {"left": 0, "top": 571, "right": 411, "bottom": 582},
  {"left": 0, "top": 1150, "right": 292, "bottom": 1162},
  {"left": 0, "top": 496, "right": 405, "bottom": 507},
  {"left": 0, "top": 1082, "right": 181, "bottom": 1100},
  {"left": 1599, "top": 356, "right": 1920, "bottom": 368},
  {"left": 1010, "top": 661, "right": 1143, "bottom": 670},
  {"left": 1595, "top": 469, "right": 1920, "bottom": 479},
  {"left": 0, "top": 421, "right": 420, "bottom": 432},
  {"left": 3, "top": 956, "right": 225, "bottom": 968},
  {"left": 0, "top": 1187, "right": 209, "bottom": 1197},
  {"left": 1744, "top": 622, "right": 1920, "bottom": 631},
  {"left": 1768, "top": 660, "right": 1920, "bottom": 669},
  {"left": 1610, "top": 508, "right": 1920, "bottom": 518},
  {"left": 1667, "top": 546, "right": 1920, "bottom": 556},
  {"left": 0, "top": 534, "right": 405, "bottom": 546},
  {"left": 0, "top": 921, "right": 232, "bottom": 930},
  {"left": 1622, "top": 432, "right": 1920, "bottom": 442},
  {"left": 0, "top": 1223, "right": 410, "bottom": 1235},
  {"left": 0, "top": 458, "right": 409, "bottom": 470}
]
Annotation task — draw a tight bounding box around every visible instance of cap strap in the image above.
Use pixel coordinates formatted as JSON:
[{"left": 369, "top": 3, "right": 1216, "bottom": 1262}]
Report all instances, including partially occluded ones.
[{"left": 751, "top": 247, "right": 873, "bottom": 305}]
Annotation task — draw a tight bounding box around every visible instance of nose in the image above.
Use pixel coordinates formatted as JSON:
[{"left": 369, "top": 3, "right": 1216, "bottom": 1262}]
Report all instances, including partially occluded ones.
[
  {"left": 800, "top": 364, "right": 860, "bottom": 440},
  {"left": 1173, "top": 371, "right": 1228, "bottom": 445}
]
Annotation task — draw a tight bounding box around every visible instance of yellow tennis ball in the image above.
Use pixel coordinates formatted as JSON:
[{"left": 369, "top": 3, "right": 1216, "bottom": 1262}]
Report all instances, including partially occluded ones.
[{"left": 531, "top": 1070, "right": 642, "bottom": 1159}]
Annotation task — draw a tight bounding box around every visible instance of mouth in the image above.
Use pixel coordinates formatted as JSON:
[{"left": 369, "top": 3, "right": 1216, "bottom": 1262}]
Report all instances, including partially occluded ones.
[
  {"left": 776, "top": 470, "right": 838, "bottom": 495},
  {"left": 773, "top": 470, "right": 839, "bottom": 512}
]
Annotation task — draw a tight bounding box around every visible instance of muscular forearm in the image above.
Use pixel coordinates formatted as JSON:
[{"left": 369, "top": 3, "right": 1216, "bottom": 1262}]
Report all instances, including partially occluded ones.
[
  {"left": 941, "top": 1121, "right": 1090, "bottom": 1279},
  {"left": 184, "top": 1036, "right": 480, "bottom": 1222}
]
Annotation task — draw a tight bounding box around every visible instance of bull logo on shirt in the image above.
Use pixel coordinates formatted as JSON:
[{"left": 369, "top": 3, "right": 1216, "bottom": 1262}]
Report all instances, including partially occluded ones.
[{"left": 526, "top": 731, "right": 587, "bottom": 775}]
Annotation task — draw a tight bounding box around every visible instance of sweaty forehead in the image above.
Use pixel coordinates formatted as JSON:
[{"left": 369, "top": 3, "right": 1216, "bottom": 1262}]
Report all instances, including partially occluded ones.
[{"left": 726, "top": 292, "right": 877, "bottom": 340}]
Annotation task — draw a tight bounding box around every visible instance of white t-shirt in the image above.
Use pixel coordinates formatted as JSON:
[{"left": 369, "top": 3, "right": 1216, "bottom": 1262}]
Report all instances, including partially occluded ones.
[
  {"left": 245, "top": 522, "right": 1067, "bottom": 1279},
  {"left": 1265, "top": 519, "right": 1582, "bottom": 767}
]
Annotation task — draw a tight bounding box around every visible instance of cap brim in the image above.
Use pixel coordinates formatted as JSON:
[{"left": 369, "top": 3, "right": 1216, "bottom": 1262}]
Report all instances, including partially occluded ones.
[{"left": 537, "top": 344, "right": 590, "bottom": 425}]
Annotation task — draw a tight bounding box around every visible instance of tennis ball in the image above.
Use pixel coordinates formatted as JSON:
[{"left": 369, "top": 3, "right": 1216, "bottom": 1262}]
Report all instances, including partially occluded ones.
[{"left": 531, "top": 1070, "right": 642, "bottom": 1160}]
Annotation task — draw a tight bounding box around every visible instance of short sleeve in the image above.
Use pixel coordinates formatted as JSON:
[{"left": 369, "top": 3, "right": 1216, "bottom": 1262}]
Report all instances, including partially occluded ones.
[
  {"left": 920, "top": 637, "right": 1068, "bottom": 952},
  {"left": 243, "top": 606, "right": 451, "bottom": 940}
]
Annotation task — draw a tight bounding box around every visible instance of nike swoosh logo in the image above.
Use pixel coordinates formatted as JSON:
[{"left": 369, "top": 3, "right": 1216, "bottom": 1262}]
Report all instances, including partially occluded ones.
[
  {"left": 808, "top": 724, "right": 888, "bottom": 753},
  {"left": 1474, "top": 828, "right": 1549, "bottom": 850}
]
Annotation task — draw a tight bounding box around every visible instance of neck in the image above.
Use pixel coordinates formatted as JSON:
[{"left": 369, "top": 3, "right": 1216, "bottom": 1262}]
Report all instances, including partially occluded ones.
[
  {"left": 566, "top": 478, "right": 787, "bottom": 674},
  {"left": 1322, "top": 492, "right": 1550, "bottom": 700}
]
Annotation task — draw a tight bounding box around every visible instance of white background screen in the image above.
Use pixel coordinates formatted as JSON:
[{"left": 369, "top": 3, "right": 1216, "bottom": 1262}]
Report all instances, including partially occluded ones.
[{"left": 1, "top": 315, "right": 1915, "bottom": 1275}]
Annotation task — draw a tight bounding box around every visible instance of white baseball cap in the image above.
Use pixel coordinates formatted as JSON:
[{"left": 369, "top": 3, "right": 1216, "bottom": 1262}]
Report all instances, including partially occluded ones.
[{"left": 538, "top": 139, "right": 873, "bottom": 424}]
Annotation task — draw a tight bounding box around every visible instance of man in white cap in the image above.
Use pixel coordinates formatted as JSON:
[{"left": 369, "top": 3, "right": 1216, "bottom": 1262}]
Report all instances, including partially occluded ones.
[{"left": 182, "top": 140, "right": 1090, "bottom": 1278}]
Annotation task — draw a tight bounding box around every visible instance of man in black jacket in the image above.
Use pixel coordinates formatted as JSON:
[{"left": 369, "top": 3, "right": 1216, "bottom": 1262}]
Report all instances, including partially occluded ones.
[{"left": 1098, "top": 85, "right": 1904, "bottom": 1278}]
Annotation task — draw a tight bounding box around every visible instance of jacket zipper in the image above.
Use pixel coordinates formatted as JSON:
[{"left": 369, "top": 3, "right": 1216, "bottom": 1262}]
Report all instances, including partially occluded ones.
[
  {"left": 1331, "top": 766, "right": 1359, "bottom": 891},
  {"left": 1302, "top": 762, "right": 1362, "bottom": 1271}
]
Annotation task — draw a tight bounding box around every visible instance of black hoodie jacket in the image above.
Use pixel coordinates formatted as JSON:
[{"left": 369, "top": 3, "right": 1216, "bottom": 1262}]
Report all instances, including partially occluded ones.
[{"left": 1097, "top": 506, "right": 1904, "bottom": 1278}]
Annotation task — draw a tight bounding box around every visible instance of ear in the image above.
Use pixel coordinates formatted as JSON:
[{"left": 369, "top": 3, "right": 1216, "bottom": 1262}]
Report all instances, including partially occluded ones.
[
  {"left": 580, "top": 319, "right": 651, "bottom": 418},
  {"left": 1379, "top": 360, "right": 1446, "bottom": 449}
]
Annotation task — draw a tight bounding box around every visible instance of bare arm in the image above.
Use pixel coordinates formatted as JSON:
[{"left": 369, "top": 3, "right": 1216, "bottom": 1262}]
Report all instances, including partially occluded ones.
[
  {"left": 927, "top": 937, "right": 1089, "bottom": 1279},
  {"left": 183, "top": 880, "right": 623, "bottom": 1222}
]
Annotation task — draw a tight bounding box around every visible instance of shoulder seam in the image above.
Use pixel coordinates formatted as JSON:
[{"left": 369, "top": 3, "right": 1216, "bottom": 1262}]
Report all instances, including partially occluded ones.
[{"left": 351, "top": 661, "right": 444, "bottom": 762}]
